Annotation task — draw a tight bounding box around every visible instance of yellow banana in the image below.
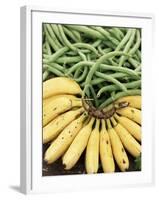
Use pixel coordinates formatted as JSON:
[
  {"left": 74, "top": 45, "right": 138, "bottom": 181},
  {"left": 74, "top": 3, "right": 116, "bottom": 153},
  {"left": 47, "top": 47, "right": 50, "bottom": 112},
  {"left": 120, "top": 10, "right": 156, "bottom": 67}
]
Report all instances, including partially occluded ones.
[
  {"left": 116, "top": 96, "right": 141, "bottom": 109},
  {"left": 43, "top": 107, "right": 84, "bottom": 144},
  {"left": 114, "top": 114, "right": 141, "bottom": 142},
  {"left": 62, "top": 117, "right": 95, "bottom": 170},
  {"left": 44, "top": 113, "right": 87, "bottom": 164},
  {"left": 85, "top": 119, "right": 100, "bottom": 174},
  {"left": 116, "top": 107, "right": 141, "bottom": 125},
  {"left": 111, "top": 117, "right": 141, "bottom": 157},
  {"left": 107, "top": 119, "right": 129, "bottom": 172},
  {"left": 43, "top": 96, "right": 82, "bottom": 126},
  {"left": 43, "top": 94, "right": 78, "bottom": 107},
  {"left": 100, "top": 119, "right": 115, "bottom": 173},
  {"left": 43, "top": 77, "right": 82, "bottom": 99}
]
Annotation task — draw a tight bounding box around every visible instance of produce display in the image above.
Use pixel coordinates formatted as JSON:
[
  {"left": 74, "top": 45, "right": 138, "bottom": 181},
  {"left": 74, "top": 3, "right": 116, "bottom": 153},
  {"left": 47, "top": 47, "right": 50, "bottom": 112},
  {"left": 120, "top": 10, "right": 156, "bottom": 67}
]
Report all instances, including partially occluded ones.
[{"left": 42, "top": 24, "right": 141, "bottom": 175}]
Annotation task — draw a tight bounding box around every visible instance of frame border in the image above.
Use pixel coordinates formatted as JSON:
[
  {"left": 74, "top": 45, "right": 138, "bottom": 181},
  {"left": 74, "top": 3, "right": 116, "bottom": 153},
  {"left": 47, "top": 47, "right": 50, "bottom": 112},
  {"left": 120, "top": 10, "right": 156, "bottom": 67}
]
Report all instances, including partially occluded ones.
[{"left": 20, "top": 6, "right": 155, "bottom": 194}]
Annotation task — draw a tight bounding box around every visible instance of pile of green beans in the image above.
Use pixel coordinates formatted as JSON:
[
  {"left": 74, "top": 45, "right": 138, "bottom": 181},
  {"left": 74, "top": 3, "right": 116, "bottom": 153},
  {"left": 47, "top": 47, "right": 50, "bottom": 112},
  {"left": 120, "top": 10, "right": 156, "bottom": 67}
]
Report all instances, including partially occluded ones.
[{"left": 42, "top": 24, "right": 141, "bottom": 108}]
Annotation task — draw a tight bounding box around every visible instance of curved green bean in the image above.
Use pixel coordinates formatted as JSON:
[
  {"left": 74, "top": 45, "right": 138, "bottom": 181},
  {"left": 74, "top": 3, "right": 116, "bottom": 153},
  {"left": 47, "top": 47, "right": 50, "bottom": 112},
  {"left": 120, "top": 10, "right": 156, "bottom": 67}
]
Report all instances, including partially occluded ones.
[
  {"left": 51, "top": 24, "right": 66, "bottom": 46},
  {"left": 66, "top": 25, "right": 105, "bottom": 39},
  {"left": 97, "top": 80, "right": 141, "bottom": 97},
  {"left": 115, "top": 29, "right": 132, "bottom": 51},
  {"left": 74, "top": 43, "right": 99, "bottom": 55},
  {"left": 43, "top": 70, "right": 49, "bottom": 81},
  {"left": 128, "top": 30, "right": 141, "bottom": 55},
  {"left": 94, "top": 71, "right": 127, "bottom": 92},
  {"left": 63, "top": 26, "right": 79, "bottom": 43},
  {"left": 57, "top": 56, "right": 81, "bottom": 64},
  {"left": 119, "top": 29, "right": 136, "bottom": 66},
  {"left": 44, "top": 25, "right": 59, "bottom": 52},
  {"left": 92, "top": 26, "right": 119, "bottom": 45},
  {"left": 84, "top": 51, "right": 130, "bottom": 89},
  {"left": 99, "top": 89, "right": 141, "bottom": 108},
  {"left": 74, "top": 66, "right": 88, "bottom": 82},
  {"left": 44, "top": 46, "right": 69, "bottom": 63},
  {"left": 46, "top": 24, "right": 63, "bottom": 49},
  {"left": 58, "top": 24, "right": 76, "bottom": 51},
  {"left": 46, "top": 65, "right": 65, "bottom": 77}
]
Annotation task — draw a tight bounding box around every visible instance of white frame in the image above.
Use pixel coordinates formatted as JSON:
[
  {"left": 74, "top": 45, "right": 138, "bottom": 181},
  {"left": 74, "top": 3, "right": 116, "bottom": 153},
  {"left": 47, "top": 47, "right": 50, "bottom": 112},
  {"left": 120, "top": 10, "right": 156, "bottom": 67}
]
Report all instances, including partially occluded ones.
[{"left": 20, "top": 6, "right": 155, "bottom": 194}]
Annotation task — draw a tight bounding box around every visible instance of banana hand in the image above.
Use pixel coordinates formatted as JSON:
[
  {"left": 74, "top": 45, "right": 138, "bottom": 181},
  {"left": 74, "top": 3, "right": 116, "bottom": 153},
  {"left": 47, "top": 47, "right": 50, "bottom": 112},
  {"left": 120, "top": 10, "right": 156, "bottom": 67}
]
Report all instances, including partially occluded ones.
[
  {"left": 43, "top": 107, "right": 84, "bottom": 144},
  {"left": 44, "top": 113, "right": 87, "bottom": 164}
]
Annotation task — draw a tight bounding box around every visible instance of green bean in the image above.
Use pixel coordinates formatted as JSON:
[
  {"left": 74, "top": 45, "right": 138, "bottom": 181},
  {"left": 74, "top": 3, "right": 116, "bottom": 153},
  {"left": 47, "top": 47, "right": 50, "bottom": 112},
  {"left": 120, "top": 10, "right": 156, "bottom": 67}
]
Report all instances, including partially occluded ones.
[
  {"left": 58, "top": 24, "right": 76, "bottom": 51},
  {"left": 92, "top": 26, "right": 119, "bottom": 46},
  {"left": 128, "top": 30, "right": 141, "bottom": 55},
  {"left": 103, "top": 48, "right": 112, "bottom": 53},
  {"left": 71, "top": 29, "right": 82, "bottom": 42},
  {"left": 74, "top": 43, "right": 99, "bottom": 55},
  {"left": 99, "top": 89, "right": 141, "bottom": 108},
  {"left": 66, "top": 61, "right": 92, "bottom": 75},
  {"left": 98, "top": 45, "right": 105, "bottom": 55},
  {"left": 103, "top": 40, "right": 116, "bottom": 49},
  {"left": 43, "top": 70, "right": 49, "bottom": 81},
  {"left": 74, "top": 67, "right": 83, "bottom": 79},
  {"left": 133, "top": 54, "right": 140, "bottom": 62},
  {"left": 81, "top": 72, "right": 131, "bottom": 87},
  {"left": 99, "top": 63, "right": 139, "bottom": 78},
  {"left": 46, "top": 24, "right": 63, "bottom": 49},
  {"left": 115, "top": 29, "right": 132, "bottom": 51},
  {"left": 135, "top": 66, "right": 141, "bottom": 72},
  {"left": 45, "top": 39, "right": 52, "bottom": 55},
  {"left": 111, "top": 91, "right": 116, "bottom": 100},
  {"left": 94, "top": 71, "right": 127, "bottom": 92},
  {"left": 56, "top": 56, "right": 81, "bottom": 64},
  {"left": 51, "top": 24, "right": 66, "bottom": 46},
  {"left": 42, "top": 47, "right": 47, "bottom": 54},
  {"left": 97, "top": 80, "right": 141, "bottom": 97},
  {"left": 77, "top": 50, "right": 87, "bottom": 61},
  {"left": 128, "top": 57, "right": 140, "bottom": 68},
  {"left": 44, "top": 25, "right": 59, "bottom": 52},
  {"left": 136, "top": 49, "right": 141, "bottom": 61},
  {"left": 48, "top": 63, "right": 65, "bottom": 72},
  {"left": 107, "top": 58, "right": 118, "bottom": 66},
  {"left": 119, "top": 29, "right": 136, "bottom": 66},
  {"left": 92, "top": 39, "right": 102, "bottom": 47},
  {"left": 108, "top": 29, "right": 121, "bottom": 41},
  {"left": 66, "top": 25, "right": 105, "bottom": 39},
  {"left": 63, "top": 26, "right": 79, "bottom": 43},
  {"left": 113, "top": 28, "right": 124, "bottom": 39},
  {"left": 44, "top": 46, "right": 68, "bottom": 63},
  {"left": 89, "top": 85, "right": 99, "bottom": 107},
  {"left": 75, "top": 67, "right": 88, "bottom": 83},
  {"left": 46, "top": 65, "right": 65, "bottom": 77},
  {"left": 84, "top": 51, "right": 130, "bottom": 88},
  {"left": 87, "top": 54, "right": 91, "bottom": 61}
]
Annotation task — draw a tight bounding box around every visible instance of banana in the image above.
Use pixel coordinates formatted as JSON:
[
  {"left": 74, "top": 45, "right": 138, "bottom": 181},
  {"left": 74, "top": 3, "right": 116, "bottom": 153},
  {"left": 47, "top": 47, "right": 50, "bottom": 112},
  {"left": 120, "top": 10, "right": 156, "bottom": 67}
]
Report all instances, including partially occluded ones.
[
  {"left": 43, "top": 77, "right": 82, "bottom": 99},
  {"left": 43, "top": 94, "right": 78, "bottom": 107},
  {"left": 114, "top": 114, "right": 141, "bottom": 142},
  {"left": 111, "top": 117, "right": 141, "bottom": 157},
  {"left": 85, "top": 119, "right": 100, "bottom": 174},
  {"left": 44, "top": 113, "right": 87, "bottom": 164},
  {"left": 116, "top": 96, "right": 141, "bottom": 109},
  {"left": 107, "top": 119, "right": 129, "bottom": 172},
  {"left": 62, "top": 117, "right": 95, "bottom": 170},
  {"left": 116, "top": 107, "right": 141, "bottom": 125},
  {"left": 100, "top": 119, "right": 115, "bottom": 173},
  {"left": 43, "top": 107, "right": 84, "bottom": 144},
  {"left": 43, "top": 96, "right": 82, "bottom": 126}
]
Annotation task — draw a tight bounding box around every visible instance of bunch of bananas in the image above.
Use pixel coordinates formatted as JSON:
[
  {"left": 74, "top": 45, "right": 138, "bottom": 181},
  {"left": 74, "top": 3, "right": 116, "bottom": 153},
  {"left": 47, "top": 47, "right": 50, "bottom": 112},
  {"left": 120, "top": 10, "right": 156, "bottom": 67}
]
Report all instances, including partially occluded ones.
[{"left": 43, "top": 77, "right": 141, "bottom": 173}]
